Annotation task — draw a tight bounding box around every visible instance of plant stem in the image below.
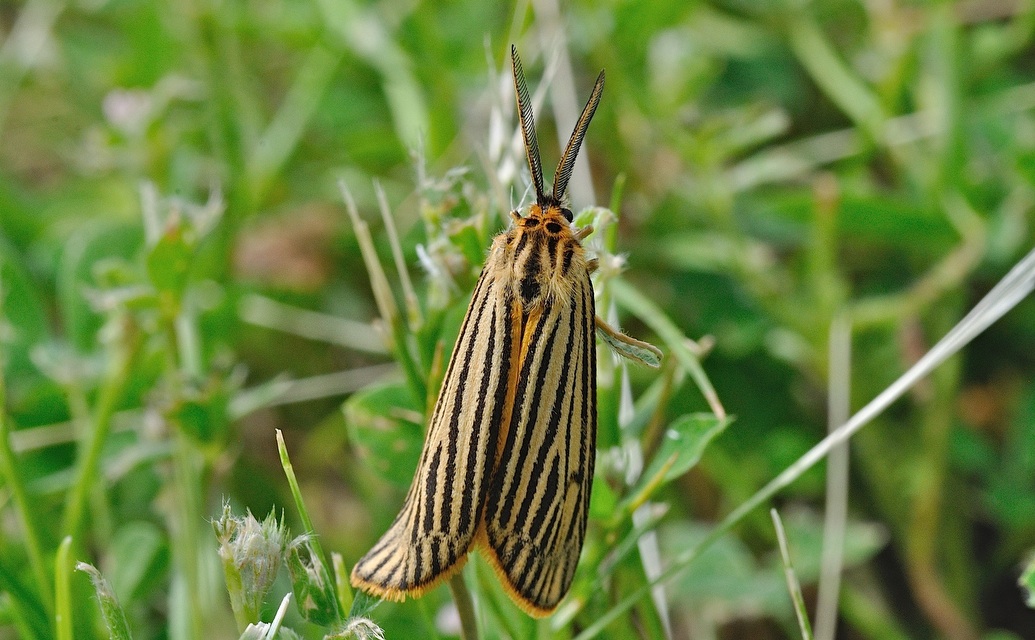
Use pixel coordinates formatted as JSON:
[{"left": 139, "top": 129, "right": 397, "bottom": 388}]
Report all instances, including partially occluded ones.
[
  {"left": 277, "top": 430, "right": 317, "bottom": 540},
  {"left": 0, "top": 368, "right": 53, "bottom": 614},
  {"left": 903, "top": 312, "right": 977, "bottom": 640},
  {"left": 448, "top": 573, "right": 479, "bottom": 640},
  {"left": 277, "top": 429, "right": 348, "bottom": 614},
  {"left": 163, "top": 307, "right": 207, "bottom": 639},
  {"left": 54, "top": 536, "right": 73, "bottom": 640},
  {"left": 61, "top": 319, "right": 141, "bottom": 541},
  {"left": 171, "top": 430, "right": 206, "bottom": 639},
  {"left": 772, "top": 509, "right": 814, "bottom": 640}
]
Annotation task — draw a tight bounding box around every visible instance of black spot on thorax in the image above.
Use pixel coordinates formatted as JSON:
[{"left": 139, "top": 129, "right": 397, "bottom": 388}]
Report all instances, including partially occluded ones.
[{"left": 519, "top": 247, "right": 541, "bottom": 305}]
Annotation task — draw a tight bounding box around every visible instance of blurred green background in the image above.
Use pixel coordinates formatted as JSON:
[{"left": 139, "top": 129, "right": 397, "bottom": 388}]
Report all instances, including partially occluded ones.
[{"left": 2, "top": 0, "right": 1035, "bottom": 638}]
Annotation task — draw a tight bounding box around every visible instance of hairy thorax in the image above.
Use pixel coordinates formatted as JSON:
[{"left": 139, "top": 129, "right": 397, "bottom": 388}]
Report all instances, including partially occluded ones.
[{"left": 490, "top": 204, "right": 589, "bottom": 311}]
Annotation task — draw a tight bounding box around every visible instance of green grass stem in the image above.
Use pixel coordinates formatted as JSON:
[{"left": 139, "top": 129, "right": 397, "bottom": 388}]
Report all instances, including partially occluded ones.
[
  {"left": 60, "top": 322, "right": 142, "bottom": 541},
  {"left": 0, "top": 363, "right": 52, "bottom": 614},
  {"left": 53, "top": 536, "right": 73, "bottom": 640}
]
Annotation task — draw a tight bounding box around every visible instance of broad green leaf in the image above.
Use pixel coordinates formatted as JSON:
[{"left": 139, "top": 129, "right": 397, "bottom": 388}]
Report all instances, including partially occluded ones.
[
  {"left": 621, "top": 414, "right": 729, "bottom": 514},
  {"left": 652, "top": 414, "right": 729, "bottom": 484},
  {"left": 660, "top": 522, "right": 786, "bottom": 609}
]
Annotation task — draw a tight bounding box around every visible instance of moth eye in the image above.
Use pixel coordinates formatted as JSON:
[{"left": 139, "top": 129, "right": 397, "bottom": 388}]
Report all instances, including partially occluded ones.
[
  {"left": 546, "top": 221, "right": 563, "bottom": 234},
  {"left": 561, "top": 208, "right": 573, "bottom": 222}
]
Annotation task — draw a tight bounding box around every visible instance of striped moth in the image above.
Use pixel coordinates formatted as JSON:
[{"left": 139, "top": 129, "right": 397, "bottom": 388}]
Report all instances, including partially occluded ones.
[{"left": 351, "top": 45, "right": 661, "bottom": 617}]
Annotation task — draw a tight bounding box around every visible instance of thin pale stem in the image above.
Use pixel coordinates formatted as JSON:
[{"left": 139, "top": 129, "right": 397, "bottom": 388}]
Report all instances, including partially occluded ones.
[
  {"left": 772, "top": 510, "right": 813, "bottom": 640},
  {"left": 815, "top": 315, "right": 851, "bottom": 640},
  {"left": 448, "top": 573, "right": 479, "bottom": 640}
]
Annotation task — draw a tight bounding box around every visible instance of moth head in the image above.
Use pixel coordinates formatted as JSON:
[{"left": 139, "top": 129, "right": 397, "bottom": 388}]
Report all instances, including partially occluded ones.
[{"left": 511, "top": 45, "right": 604, "bottom": 223}]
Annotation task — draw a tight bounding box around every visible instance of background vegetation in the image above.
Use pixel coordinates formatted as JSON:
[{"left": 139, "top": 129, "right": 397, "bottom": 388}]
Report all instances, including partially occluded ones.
[{"left": 1, "top": 0, "right": 1034, "bottom": 638}]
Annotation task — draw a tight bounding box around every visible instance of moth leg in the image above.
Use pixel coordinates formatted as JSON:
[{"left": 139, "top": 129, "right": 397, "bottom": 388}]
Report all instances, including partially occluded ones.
[
  {"left": 509, "top": 210, "right": 522, "bottom": 224},
  {"left": 574, "top": 225, "right": 594, "bottom": 242},
  {"left": 586, "top": 258, "right": 599, "bottom": 274},
  {"left": 594, "top": 316, "right": 663, "bottom": 368}
]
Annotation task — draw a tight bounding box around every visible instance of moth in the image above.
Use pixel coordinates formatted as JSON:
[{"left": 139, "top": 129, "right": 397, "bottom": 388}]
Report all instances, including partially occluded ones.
[{"left": 350, "top": 45, "right": 661, "bottom": 617}]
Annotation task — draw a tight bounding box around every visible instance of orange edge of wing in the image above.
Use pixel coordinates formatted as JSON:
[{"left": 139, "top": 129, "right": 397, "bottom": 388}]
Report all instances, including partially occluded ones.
[
  {"left": 349, "top": 550, "right": 473, "bottom": 604},
  {"left": 473, "top": 529, "right": 556, "bottom": 619}
]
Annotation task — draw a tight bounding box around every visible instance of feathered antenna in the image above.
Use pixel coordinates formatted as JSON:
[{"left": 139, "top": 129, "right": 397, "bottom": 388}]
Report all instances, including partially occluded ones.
[
  {"left": 553, "top": 69, "right": 604, "bottom": 204},
  {"left": 511, "top": 46, "right": 546, "bottom": 205},
  {"left": 511, "top": 46, "right": 606, "bottom": 215}
]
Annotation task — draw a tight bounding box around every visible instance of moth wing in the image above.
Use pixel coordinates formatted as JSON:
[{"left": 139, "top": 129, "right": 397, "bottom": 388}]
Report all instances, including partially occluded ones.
[
  {"left": 351, "top": 246, "right": 521, "bottom": 600},
  {"left": 480, "top": 267, "right": 597, "bottom": 617}
]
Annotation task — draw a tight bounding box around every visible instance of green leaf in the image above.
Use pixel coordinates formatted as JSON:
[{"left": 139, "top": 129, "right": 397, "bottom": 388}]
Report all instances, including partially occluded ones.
[
  {"left": 660, "top": 522, "right": 786, "bottom": 609},
  {"left": 76, "top": 562, "right": 133, "bottom": 640},
  {"left": 287, "top": 536, "right": 341, "bottom": 626},
  {"left": 621, "top": 414, "right": 729, "bottom": 515},
  {"left": 450, "top": 223, "right": 487, "bottom": 273},
  {"left": 588, "top": 471, "right": 619, "bottom": 520},
  {"left": 346, "top": 589, "right": 382, "bottom": 619},
  {"left": 343, "top": 381, "right": 424, "bottom": 487},
  {"left": 652, "top": 414, "right": 729, "bottom": 483}
]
